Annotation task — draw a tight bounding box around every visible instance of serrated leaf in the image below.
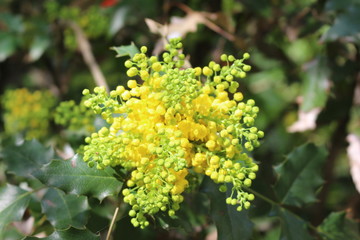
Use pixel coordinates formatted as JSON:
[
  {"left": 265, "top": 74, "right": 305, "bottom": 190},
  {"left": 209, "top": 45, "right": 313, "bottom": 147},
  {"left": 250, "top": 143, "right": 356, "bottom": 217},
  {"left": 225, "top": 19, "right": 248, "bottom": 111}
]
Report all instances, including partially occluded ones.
[
  {"left": 111, "top": 43, "right": 139, "bottom": 58},
  {"left": 0, "top": 184, "right": 32, "bottom": 231},
  {"left": 3, "top": 139, "right": 54, "bottom": 177},
  {"left": 202, "top": 177, "right": 253, "bottom": 240},
  {"left": 318, "top": 211, "right": 360, "bottom": 240},
  {"left": 275, "top": 143, "right": 328, "bottom": 207},
  {"left": 273, "top": 206, "right": 314, "bottom": 240},
  {"left": 41, "top": 188, "right": 89, "bottom": 230},
  {"left": 301, "top": 58, "right": 330, "bottom": 112},
  {"left": 22, "top": 227, "right": 100, "bottom": 240},
  {"left": 32, "top": 154, "right": 122, "bottom": 201}
]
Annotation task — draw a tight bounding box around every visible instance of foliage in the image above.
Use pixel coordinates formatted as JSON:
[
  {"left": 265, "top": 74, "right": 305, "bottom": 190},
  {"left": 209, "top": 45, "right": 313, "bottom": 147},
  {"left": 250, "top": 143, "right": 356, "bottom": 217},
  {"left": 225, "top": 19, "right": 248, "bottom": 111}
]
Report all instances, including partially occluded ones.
[{"left": 1, "top": 0, "right": 360, "bottom": 239}]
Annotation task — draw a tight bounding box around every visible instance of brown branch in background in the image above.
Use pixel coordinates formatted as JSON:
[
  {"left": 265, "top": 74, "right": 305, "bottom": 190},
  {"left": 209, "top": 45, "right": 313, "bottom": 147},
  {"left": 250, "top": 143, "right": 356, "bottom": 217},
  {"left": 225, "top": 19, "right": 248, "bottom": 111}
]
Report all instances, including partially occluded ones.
[
  {"left": 170, "top": 2, "right": 236, "bottom": 42},
  {"left": 67, "top": 21, "right": 109, "bottom": 92}
]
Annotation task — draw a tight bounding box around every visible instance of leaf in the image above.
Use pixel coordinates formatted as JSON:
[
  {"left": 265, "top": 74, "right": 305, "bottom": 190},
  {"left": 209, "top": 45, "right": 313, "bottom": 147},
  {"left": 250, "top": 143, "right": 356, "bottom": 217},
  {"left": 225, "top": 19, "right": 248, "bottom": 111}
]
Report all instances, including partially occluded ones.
[
  {"left": 0, "top": 32, "right": 17, "bottom": 62},
  {"left": 318, "top": 211, "right": 360, "bottom": 240},
  {"left": 28, "top": 35, "right": 50, "bottom": 62},
  {"left": 273, "top": 206, "right": 314, "bottom": 240},
  {"left": 346, "top": 134, "right": 360, "bottom": 193},
  {"left": 274, "top": 143, "right": 328, "bottom": 207},
  {"left": 202, "top": 177, "right": 253, "bottom": 240},
  {"left": 0, "top": 184, "right": 32, "bottom": 231},
  {"left": 322, "top": 5, "right": 360, "bottom": 41},
  {"left": 108, "top": 7, "right": 128, "bottom": 37},
  {"left": 3, "top": 139, "right": 54, "bottom": 177},
  {"left": 32, "top": 154, "right": 122, "bottom": 201},
  {"left": 301, "top": 58, "right": 330, "bottom": 112},
  {"left": 41, "top": 188, "right": 89, "bottom": 230},
  {"left": 111, "top": 43, "right": 139, "bottom": 58},
  {"left": 22, "top": 227, "right": 100, "bottom": 240}
]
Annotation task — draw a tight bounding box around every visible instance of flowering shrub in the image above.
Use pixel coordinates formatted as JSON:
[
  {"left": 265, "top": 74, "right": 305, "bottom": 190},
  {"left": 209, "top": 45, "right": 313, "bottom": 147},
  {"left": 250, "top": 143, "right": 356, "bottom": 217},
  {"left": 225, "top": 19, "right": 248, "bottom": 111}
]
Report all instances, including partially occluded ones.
[
  {"left": 1, "top": 88, "right": 56, "bottom": 139},
  {"left": 82, "top": 38, "right": 263, "bottom": 228}
]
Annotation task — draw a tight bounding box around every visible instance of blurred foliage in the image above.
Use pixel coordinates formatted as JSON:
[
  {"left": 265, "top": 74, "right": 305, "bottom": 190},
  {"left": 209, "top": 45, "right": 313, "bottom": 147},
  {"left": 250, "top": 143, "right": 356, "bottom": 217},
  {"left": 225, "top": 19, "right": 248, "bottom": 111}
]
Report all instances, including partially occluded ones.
[{"left": 0, "top": 0, "right": 360, "bottom": 239}]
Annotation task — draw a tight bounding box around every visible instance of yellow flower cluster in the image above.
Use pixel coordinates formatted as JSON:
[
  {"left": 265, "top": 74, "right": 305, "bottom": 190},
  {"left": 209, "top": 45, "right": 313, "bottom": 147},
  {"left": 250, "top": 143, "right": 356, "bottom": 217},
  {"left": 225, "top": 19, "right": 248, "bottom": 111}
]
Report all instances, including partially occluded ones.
[
  {"left": 2, "top": 88, "right": 56, "bottom": 139},
  {"left": 82, "top": 38, "right": 263, "bottom": 228}
]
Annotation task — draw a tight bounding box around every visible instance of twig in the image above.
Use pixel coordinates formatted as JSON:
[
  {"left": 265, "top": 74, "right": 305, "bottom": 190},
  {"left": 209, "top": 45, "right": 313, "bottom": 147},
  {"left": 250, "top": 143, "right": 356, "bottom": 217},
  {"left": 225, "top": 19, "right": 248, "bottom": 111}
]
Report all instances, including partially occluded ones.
[
  {"left": 67, "top": 21, "right": 109, "bottom": 92},
  {"left": 106, "top": 207, "right": 119, "bottom": 240}
]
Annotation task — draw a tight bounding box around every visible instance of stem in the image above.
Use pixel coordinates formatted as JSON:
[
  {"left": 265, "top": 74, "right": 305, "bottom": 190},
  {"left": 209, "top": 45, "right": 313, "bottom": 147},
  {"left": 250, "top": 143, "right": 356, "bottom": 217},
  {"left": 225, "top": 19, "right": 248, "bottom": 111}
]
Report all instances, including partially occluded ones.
[
  {"left": 67, "top": 21, "right": 109, "bottom": 92},
  {"left": 106, "top": 207, "right": 119, "bottom": 240},
  {"left": 244, "top": 187, "right": 278, "bottom": 206}
]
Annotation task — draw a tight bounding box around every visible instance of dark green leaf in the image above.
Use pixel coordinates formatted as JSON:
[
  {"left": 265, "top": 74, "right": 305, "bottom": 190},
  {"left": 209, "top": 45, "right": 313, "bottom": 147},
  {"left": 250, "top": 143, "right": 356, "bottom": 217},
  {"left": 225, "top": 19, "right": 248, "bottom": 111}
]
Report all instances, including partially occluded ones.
[
  {"left": 318, "top": 211, "right": 360, "bottom": 240},
  {"left": 41, "top": 188, "right": 89, "bottom": 230},
  {"left": 322, "top": 5, "right": 360, "bottom": 41},
  {"left": 273, "top": 206, "right": 314, "bottom": 240},
  {"left": 275, "top": 143, "right": 327, "bottom": 207},
  {"left": 22, "top": 227, "right": 100, "bottom": 240},
  {"left": 111, "top": 43, "right": 139, "bottom": 58},
  {"left": 32, "top": 154, "right": 122, "bottom": 201},
  {"left": 3, "top": 139, "right": 54, "bottom": 177},
  {"left": 202, "top": 177, "right": 253, "bottom": 240},
  {"left": 301, "top": 58, "right": 330, "bottom": 112},
  {"left": 0, "top": 184, "right": 32, "bottom": 231},
  {"left": 0, "top": 32, "right": 17, "bottom": 62}
]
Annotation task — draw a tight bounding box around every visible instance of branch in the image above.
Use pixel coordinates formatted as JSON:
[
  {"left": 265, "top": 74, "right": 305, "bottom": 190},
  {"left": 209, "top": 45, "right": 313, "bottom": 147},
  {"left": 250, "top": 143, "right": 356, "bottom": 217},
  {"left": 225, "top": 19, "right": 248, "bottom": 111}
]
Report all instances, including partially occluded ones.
[{"left": 67, "top": 21, "right": 109, "bottom": 92}]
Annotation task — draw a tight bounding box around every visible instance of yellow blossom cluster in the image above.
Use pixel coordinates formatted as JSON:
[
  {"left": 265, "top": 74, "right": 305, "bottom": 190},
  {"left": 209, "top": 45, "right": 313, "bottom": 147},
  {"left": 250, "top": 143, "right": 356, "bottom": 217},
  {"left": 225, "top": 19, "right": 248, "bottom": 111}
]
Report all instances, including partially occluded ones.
[
  {"left": 82, "top": 38, "right": 263, "bottom": 228},
  {"left": 2, "top": 88, "right": 56, "bottom": 139}
]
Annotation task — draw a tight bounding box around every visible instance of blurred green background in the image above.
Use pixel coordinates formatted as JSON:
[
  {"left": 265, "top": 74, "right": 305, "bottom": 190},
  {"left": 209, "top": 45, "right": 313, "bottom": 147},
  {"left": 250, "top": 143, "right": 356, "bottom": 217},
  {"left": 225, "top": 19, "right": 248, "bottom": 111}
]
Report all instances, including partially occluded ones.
[{"left": 0, "top": 0, "right": 359, "bottom": 239}]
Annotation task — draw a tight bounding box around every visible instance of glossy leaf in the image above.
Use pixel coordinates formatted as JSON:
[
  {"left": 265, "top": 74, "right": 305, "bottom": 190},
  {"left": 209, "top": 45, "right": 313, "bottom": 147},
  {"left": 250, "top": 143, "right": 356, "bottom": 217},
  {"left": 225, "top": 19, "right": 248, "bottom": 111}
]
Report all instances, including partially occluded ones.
[
  {"left": 3, "top": 139, "right": 54, "bottom": 177},
  {"left": 202, "top": 177, "right": 253, "bottom": 240},
  {"left": 301, "top": 57, "right": 330, "bottom": 112},
  {"left": 0, "top": 184, "right": 32, "bottom": 231},
  {"left": 28, "top": 35, "right": 50, "bottom": 62},
  {"left": 273, "top": 206, "right": 314, "bottom": 240},
  {"left": 275, "top": 143, "right": 327, "bottom": 207},
  {"left": 318, "top": 211, "right": 360, "bottom": 240},
  {"left": 41, "top": 188, "right": 89, "bottom": 230},
  {"left": 111, "top": 43, "right": 139, "bottom": 58},
  {"left": 322, "top": 5, "right": 360, "bottom": 41},
  {"left": 22, "top": 227, "right": 100, "bottom": 240},
  {"left": 0, "top": 32, "right": 17, "bottom": 62},
  {"left": 32, "top": 154, "right": 122, "bottom": 201}
]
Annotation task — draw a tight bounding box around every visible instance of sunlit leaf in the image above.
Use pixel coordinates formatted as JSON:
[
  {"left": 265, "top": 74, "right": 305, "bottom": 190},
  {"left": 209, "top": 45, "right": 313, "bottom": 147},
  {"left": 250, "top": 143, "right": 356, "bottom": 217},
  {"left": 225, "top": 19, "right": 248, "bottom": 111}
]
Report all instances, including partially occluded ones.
[
  {"left": 301, "top": 57, "right": 330, "bottom": 112},
  {"left": 318, "top": 211, "right": 360, "bottom": 240},
  {"left": 111, "top": 43, "right": 139, "bottom": 58},
  {"left": 202, "top": 177, "right": 253, "bottom": 240},
  {"left": 32, "top": 154, "right": 122, "bottom": 201},
  {"left": 28, "top": 35, "right": 50, "bottom": 62},
  {"left": 0, "top": 184, "right": 32, "bottom": 231},
  {"left": 275, "top": 143, "right": 328, "bottom": 207},
  {"left": 3, "top": 139, "right": 54, "bottom": 177},
  {"left": 22, "top": 227, "right": 100, "bottom": 240},
  {"left": 41, "top": 188, "right": 89, "bottom": 230}
]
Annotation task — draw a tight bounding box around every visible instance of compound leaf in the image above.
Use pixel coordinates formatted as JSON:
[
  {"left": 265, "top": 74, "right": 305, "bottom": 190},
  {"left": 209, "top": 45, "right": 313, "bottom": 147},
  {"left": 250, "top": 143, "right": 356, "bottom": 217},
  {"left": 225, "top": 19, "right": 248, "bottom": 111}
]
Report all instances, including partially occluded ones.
[
  {"left": 41, "top": 188, "right": 89, "bottom": 230},
  {"left": 33, "top": 154, "right": 122, "bottom": 201},
  {"left": 22, "top": 227, "right": 99, "bottom": 240},
  {"left": 275, "top": 143, "right": 327, "bottom": 207},
  {"left": 0, "top": 184, "right": 32, "bottom": 231},
  {"left": 202, "top": 177, "right": 253, "bottom": 240},
  {"left": 3, "top": 139, "right": 54, "bottom": 177}
]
